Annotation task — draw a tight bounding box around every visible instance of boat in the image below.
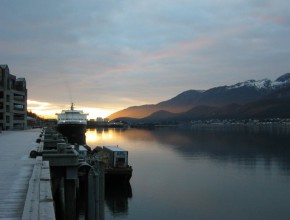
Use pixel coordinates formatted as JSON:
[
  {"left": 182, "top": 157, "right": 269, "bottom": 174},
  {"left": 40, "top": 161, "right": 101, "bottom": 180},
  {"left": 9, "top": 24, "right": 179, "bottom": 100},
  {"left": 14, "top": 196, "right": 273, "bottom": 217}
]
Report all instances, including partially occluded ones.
[
  {"left": 83, "top": 145, "right": 133, "bottom": 184},
  {"left": 56, "top": 103, "right": 88, "bottom": 144},
  {"left": 102, "top": 146, "right": 133, "bottom": 184}
]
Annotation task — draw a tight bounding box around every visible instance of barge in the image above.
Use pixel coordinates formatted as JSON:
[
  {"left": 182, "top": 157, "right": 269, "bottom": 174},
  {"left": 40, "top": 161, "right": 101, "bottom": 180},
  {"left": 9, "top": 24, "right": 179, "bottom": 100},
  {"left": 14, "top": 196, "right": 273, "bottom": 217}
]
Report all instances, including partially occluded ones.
[
  {"left": 102, "top": 146, "right": 133, "bottom": 184},
  {"left": 83, "top": 145, "right": 133, "bottom": 184}
]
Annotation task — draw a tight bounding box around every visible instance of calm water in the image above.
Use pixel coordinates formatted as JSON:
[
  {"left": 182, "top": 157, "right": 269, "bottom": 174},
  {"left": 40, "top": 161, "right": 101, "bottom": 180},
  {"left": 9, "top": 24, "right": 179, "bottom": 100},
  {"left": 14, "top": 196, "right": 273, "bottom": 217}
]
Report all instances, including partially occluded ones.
[{"left": 85, "top": 126, "right": 290, "bottom": 220}]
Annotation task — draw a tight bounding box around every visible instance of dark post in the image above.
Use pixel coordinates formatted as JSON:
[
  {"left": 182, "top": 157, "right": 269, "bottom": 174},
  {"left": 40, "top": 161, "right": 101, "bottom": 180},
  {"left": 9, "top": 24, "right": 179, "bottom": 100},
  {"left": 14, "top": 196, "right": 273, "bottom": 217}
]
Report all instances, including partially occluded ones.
[
  {"left": 97, "top": 161, "right": 105, "bottom": 220},
  {"left": 65, "top": 166, "right": 78, "bottom": 220},
  {"left": 87, "top": 168, "right": 99, "bottom": 220},
  {"left": 65, "top": 179, "right": 77, "bottom": 220},
  {"left": 87, "top": 161, "right": 105, "bottom": 220}
]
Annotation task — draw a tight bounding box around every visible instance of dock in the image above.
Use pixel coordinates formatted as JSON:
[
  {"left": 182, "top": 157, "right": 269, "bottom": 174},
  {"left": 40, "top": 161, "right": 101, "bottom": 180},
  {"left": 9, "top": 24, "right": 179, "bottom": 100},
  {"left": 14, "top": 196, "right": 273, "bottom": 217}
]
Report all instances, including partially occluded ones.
[
  {"left": 0, "top": 127, "right": 131, "bottom": 219},
  {"left": 0, "top": 129, "right": 42, "bottom": 219}
]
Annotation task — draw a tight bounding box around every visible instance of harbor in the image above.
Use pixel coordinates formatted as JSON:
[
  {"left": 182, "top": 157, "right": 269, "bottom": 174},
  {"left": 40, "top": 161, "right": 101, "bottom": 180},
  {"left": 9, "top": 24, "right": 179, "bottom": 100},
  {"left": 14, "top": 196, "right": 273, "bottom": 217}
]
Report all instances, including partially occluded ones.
[
  {"left": 2, "top": 125, "right": 290, "bottom": 220},
  {"left": 2, "top": 0, "right": 290, "bottom": 217}
]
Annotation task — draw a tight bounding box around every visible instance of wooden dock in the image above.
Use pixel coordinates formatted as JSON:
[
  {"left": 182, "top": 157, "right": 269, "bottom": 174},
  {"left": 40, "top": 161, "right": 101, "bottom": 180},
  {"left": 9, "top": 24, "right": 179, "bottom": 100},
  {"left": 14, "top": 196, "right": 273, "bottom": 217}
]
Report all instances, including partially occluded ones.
[{"left": 0, "top": 129, "right": 42, "bottom": 219}]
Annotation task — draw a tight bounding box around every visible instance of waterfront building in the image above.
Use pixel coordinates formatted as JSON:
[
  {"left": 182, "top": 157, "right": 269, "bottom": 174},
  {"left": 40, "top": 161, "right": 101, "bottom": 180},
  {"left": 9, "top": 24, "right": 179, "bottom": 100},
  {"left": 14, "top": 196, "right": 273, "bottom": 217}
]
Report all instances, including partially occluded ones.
[
  {"left": 96, "top": 117, "right": 103, "bottom": 122},
  {"left": 104, "top": 118, "right": 109, "bottom": 123},
  {"left": 96, "top": 117, "right": 106, "bottom": 126},
  {"left": 0, "top": 65, "right": 27, "bottom": 130}
]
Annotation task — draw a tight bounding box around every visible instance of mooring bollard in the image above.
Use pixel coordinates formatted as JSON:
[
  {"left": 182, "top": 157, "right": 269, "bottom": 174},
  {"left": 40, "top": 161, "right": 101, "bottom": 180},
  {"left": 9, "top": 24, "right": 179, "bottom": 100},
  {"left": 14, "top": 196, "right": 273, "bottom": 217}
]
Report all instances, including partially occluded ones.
[
  {"left": 30, "top": 150, "right": 38, "bottom": 158},
  {"left": 30, "top": 143, "right": 41, "bottom": 158},
  {"left": 36, "top": 138, "right": 41, "bottom": 143}
]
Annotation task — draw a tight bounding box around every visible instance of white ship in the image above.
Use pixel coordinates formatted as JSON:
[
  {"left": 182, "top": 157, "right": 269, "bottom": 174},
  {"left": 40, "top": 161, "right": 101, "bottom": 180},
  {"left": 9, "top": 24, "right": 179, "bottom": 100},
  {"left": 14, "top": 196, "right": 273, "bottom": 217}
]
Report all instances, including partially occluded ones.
[{"left": 56, "top": 103, "right": 88, "bottom": 143}]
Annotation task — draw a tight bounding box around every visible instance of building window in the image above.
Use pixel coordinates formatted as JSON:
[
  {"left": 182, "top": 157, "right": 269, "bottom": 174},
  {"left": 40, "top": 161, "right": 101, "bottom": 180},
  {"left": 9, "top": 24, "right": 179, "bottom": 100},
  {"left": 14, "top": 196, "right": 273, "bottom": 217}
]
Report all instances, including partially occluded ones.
[
  {"left": 15, "top": 79, "right": 26, "bottom": 91},
  {"left": 14, "top": 113, "right": 24, "bottom": 120},
  {"left": 14, "top": 94, "right": 25, "bottom": 101},
  {"left": 14, "top": 103, "right": 24, "bottom": 111},
  {"left": 7, "top": 79, "right": 15, "bottom": 90}
]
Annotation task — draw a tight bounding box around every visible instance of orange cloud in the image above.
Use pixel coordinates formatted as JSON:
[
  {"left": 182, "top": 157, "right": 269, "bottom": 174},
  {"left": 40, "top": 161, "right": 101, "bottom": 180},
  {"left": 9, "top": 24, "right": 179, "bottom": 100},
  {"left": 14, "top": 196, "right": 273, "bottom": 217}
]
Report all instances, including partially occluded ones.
[
  {"left": 258, "top": 15, "right": 289, "bottom": 25},
  {"left": 144, "top": 37, "right": 216, "bottom": 62},
  {"left": 28, "top": 100, "right": 118, "bottom": 119}
]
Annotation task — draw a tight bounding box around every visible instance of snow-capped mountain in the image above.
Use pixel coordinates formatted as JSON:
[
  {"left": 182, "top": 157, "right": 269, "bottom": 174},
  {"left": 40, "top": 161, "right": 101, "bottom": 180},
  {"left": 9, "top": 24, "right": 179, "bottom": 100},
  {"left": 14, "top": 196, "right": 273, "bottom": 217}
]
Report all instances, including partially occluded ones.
[
  {"left": 109, "top": 73, "right": 290, "bottom": 120},
  {"left": 227, "top": 79, "right": 272, "bottom": 90},
  {"left": 227, "top": 73, "right": 290, "bottom": 90},
  {"left": 276, "top": 72, "right": 290, "bottom": 82}
]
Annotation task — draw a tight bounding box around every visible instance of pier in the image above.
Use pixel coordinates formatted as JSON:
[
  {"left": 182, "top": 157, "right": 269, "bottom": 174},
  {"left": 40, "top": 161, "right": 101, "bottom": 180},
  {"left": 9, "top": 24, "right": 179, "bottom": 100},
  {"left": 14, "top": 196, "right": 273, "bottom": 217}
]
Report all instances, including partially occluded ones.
[
  {"left": 0, "top": 129, "right": 42, "bottom": 219},
  {"left": 0, "top": 128, "right": 105, "bottom": 220}
]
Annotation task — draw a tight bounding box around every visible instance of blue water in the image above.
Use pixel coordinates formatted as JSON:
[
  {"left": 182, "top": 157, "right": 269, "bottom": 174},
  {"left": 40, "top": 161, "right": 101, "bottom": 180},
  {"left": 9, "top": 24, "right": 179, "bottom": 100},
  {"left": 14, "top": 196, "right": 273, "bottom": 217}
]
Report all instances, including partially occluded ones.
[{"left": 86, "top": 126, "right": 290, "bottom": 220}]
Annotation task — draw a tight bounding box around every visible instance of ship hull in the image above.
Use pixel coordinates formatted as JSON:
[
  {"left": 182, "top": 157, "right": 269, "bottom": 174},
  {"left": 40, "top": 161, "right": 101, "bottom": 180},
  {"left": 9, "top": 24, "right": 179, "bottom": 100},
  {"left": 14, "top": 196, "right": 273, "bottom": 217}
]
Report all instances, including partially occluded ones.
[{"left": 57, "top": 123, "right": 87, "bottom": 144}]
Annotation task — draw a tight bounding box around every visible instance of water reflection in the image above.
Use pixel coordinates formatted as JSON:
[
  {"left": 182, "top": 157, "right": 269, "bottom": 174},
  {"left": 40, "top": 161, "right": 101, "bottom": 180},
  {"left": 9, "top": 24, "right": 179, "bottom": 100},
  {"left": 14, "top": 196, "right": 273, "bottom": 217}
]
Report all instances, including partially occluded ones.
[
  {"left": 86, "top": 127, "right": 290, "bottom": 173},
  {"left": 86, "top": 126, "right": 290, "bottom": 176},
  {"left": 86, "top": 128, "right": 128, "bottom": 147},
  {"left": 85, "top": 126, "right": 290, "bottom": 220},
  {"left": 117, "top": 126, "right": 290, "bottom": 174},
  {"left": 84, "top": 128, "right": 132, "bottom": 219},
  {"left": 105, "top": 183, "right": 132, "bottom": 217}
]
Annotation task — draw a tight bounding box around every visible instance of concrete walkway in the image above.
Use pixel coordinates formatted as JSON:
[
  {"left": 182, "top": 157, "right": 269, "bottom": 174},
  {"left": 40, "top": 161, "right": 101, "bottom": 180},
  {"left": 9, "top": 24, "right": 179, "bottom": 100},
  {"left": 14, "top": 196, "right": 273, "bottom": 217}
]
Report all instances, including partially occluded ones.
[{"left": 0, "top": 129, "right": 41, "bottom": 219}]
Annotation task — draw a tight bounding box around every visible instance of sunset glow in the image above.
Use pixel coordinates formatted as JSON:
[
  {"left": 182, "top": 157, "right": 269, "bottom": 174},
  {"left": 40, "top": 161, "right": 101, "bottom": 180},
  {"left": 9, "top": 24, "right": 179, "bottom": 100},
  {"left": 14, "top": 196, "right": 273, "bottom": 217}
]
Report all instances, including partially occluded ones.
[
  {"left": 85, "top": 129, "right": 115, "bottom": 147},
  {"left": 28, "top": 100, "right": 118, "bottom": 119}
]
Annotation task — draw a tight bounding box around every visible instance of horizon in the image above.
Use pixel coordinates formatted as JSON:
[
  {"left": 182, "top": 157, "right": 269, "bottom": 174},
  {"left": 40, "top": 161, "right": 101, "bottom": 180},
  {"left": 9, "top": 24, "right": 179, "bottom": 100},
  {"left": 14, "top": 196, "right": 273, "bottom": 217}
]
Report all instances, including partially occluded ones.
[
  {"left": 28, "top": 72, "right": 289, "bottom": 120},
  {"left": 1, "top": 1, "right": 289, "bottom": 118},
  {"left": 27, "top": 100, "right": 117, "bottom": 119}
]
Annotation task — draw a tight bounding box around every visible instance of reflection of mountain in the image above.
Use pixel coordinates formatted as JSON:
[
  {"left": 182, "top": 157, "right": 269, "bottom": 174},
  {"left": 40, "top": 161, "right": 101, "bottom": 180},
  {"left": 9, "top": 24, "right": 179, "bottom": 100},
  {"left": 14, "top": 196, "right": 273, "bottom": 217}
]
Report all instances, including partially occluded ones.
[
  {"left": 123, "top": 127, "right": 290, "bottom": 173},
  {"left": 105, "top": 183, "right": 132, "bottom": 217}
]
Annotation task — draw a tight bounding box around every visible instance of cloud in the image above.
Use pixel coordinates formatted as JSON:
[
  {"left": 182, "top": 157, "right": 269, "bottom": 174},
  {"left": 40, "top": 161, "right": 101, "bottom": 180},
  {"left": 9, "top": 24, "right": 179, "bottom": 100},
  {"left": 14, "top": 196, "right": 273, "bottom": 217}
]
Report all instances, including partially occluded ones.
[
  {"left": 2, "top": 0, "right": 290, "bottom": 114},
  {"left": 27, "top": 100, "right": 60, "bottom": 117},
  {"left": 27, "top": 100, "right": 116, "bottom": 119}
]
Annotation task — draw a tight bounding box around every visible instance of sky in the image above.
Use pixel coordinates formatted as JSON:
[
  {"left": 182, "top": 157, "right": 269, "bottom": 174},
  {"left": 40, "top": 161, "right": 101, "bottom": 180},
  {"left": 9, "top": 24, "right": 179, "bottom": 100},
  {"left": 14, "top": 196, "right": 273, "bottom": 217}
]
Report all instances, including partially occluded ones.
[{"left": 1, "top": 0, "right": 290, "bottom": 119}]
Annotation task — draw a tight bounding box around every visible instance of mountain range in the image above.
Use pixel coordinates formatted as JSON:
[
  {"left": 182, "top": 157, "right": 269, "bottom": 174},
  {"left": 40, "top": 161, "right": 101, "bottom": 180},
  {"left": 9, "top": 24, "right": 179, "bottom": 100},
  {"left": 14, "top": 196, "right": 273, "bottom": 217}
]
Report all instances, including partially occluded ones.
[{"left": 108, "top": 73, "right": 290, "bottom": 122}]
